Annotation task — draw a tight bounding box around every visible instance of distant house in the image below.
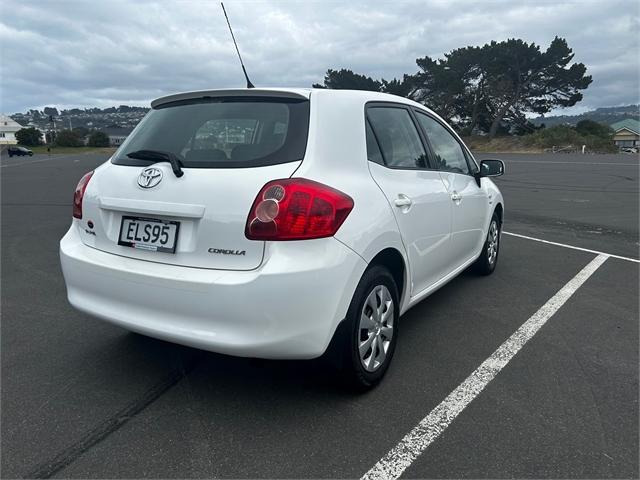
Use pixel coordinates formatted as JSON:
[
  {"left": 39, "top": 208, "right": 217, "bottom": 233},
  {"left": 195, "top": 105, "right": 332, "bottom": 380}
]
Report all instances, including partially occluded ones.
[
  {"left": 0, "top": 114, "right": 25, "bottom": 145},
  {"left": 102, "top": 127, "right": 134, "bottom": 147},
  {"left": 610, "top": 119, "right": 640, "bottom": 149}
]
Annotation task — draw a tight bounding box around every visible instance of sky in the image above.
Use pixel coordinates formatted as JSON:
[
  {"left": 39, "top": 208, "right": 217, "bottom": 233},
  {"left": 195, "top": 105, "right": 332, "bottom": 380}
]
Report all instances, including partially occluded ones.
[{"left": 1, "top": 0, "right": 638, "bottom": 115}]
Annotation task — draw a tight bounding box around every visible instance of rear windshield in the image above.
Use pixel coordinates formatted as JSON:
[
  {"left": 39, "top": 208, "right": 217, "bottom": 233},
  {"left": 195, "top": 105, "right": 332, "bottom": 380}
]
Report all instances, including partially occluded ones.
[{"left": 112, "top": 97, "right": 309, "bottom": 168}]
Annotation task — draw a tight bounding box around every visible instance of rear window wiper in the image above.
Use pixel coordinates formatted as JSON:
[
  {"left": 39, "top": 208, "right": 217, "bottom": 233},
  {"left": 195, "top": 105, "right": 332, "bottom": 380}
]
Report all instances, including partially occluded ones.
[{"left": 126, "top": 150, "right": 184, "bottom": 178}]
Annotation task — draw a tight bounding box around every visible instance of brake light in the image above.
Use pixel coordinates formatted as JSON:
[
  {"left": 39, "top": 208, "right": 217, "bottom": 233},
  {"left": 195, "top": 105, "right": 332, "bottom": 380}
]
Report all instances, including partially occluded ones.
[
  {"left": 73, "top": 171, "right": 94, "bottom": 219},
  {"left": 245, "top": 178, "right": 354, "bottom": 240}
]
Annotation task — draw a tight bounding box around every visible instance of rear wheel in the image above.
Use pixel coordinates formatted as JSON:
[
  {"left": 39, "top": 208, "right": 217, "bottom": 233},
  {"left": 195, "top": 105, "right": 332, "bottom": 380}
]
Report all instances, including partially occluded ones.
[
  {"left": 337, "top": 265, "right": 399, "bottom": 390},
  {"left": 474, "top": 212, "right": 501, "bottom": 275}
]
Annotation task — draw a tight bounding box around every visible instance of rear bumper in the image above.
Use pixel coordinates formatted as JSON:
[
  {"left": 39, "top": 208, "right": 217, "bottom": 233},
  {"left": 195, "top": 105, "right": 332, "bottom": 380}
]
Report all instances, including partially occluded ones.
[{"left": 60, "top": 227, "right": 367, "bottom": 359}]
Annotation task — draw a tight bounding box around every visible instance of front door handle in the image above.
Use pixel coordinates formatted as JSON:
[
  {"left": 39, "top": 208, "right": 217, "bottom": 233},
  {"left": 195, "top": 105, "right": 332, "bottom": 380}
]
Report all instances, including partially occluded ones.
[
  {"left": 450, "top": 191, "right": 462, "bottom": 203},
  {"left": 394, "top": 194, "right": 412, "bottom": 208}
]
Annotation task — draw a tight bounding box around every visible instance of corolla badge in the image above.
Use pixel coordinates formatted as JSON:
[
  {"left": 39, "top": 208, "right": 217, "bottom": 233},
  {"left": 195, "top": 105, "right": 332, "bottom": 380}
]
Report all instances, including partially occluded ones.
[{"left": 138, "top": 167, "right": 163, "bottom": 189}]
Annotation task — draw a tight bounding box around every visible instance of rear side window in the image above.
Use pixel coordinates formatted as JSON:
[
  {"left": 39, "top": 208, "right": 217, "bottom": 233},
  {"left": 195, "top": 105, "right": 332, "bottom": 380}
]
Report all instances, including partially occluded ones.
[
  {"left": 113, "top": 97, "right": 309, "bottom": 168},
  {"left": 415, "top": 112, "right": 469, "bottom": 175},
  {"left": 367, "top": 107, "right": 428, "bottom": 169}
]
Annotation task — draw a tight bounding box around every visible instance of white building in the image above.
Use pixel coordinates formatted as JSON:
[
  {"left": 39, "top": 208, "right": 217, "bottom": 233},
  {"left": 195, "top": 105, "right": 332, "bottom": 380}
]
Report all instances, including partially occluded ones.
[
  {"left": 102, "top": 127, "right": 134, "bottom": 146},
  {"left": 0, "top": 114, "right": 25, "bottom": 145},
  {"left": 610, "top": 119, "right": 640, "bottom": 149}
]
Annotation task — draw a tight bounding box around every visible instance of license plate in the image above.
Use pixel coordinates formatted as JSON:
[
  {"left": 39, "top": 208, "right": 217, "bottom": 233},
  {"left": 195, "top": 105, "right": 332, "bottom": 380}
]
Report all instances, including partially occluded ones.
[{"left": 118, "top": 216, "right": 180, "bottom": 253}]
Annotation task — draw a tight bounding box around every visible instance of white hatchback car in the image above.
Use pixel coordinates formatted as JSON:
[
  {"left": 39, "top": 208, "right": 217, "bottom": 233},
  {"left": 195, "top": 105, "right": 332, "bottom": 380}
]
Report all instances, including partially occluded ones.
[{"left": 60, "top": 88, "right": 504, "bottom": 388}]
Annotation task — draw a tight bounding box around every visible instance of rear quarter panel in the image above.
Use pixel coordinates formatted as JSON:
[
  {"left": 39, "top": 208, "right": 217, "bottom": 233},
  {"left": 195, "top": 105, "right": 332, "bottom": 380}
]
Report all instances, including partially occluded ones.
[{"left": 293, "top": 90, "right": 410, "bottom": 305}]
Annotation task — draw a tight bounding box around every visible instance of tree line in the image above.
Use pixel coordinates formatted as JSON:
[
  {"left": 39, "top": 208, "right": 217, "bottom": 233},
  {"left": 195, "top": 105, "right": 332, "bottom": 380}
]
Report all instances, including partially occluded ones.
[
  {"left": 15, "top": 127, "right": 110, "bottom": 147},
  {"left": 313, "top": 37, "right": 592, "bottom": 138}
]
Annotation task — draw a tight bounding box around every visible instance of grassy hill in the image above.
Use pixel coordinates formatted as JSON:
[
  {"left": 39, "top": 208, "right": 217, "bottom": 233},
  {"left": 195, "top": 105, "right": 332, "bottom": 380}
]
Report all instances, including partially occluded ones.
[{"left": 532, "top": 105, "right": 639, "bottom": 127}]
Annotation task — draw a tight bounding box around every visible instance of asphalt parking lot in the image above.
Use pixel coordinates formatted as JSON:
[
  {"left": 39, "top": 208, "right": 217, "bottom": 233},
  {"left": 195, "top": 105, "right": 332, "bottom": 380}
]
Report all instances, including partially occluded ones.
[{"left": 1, "top": 151, "right": 638, "bottom": 479}]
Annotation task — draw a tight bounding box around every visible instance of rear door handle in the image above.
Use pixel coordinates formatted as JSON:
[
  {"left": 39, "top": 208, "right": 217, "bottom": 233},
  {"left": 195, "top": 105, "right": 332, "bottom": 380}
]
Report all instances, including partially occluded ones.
[{"left": 394, "top": 194, "right": 412, "bottom": 207}]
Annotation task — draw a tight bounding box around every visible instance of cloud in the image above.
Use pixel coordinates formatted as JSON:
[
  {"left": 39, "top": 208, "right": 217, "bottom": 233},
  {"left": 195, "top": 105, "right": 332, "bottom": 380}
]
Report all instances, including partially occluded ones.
[{"left": 1, "top": 0, "right": 638, "bottom": 113}]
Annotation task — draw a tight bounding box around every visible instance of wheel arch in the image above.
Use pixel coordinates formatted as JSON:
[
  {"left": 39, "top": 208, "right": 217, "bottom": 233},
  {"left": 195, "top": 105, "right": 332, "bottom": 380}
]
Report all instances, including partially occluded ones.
[
  {"left": 494, "top": 202, "right": 504, "bottom": 224},
  {"left": 368, "top": 247, "right": 408, "bottom": 308}
]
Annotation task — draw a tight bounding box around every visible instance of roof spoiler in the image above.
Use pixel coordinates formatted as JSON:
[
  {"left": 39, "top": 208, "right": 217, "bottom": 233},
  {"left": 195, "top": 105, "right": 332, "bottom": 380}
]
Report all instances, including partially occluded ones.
[{"left": 151, "top": 89, "right": 310, "bottom": 109}]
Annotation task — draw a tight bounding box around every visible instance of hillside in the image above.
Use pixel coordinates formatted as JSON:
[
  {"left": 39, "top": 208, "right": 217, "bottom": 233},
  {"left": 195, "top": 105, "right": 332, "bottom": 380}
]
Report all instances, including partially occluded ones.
[
  {"left": 532, "top": 105, "right": 639, "bottom": 127},
  {"left": 10, "top": 106, "right": 149, "bottom": 132}
]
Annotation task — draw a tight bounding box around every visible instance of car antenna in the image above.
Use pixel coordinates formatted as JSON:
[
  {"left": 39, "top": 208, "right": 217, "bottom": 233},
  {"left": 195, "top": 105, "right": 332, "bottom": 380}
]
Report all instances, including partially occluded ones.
[{"left": 221, "top": 2, "right": 255, "bottom": 89}]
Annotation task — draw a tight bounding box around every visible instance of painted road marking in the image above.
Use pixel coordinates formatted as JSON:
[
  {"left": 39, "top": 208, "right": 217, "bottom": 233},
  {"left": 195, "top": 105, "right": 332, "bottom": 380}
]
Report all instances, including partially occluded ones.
[
  {"left": 504, "top": 231, "right": 639, "bottom": 263},
  {"left": 501, "top": 159, "right": 638, "bottom": 166},
  {"left": 362, "top": 253, "right": 609, "bottom": 480}
]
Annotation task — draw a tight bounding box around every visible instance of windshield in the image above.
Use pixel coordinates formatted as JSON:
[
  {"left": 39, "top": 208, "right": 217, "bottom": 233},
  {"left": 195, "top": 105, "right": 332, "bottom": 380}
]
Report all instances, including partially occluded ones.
[{"left": 113, "top": 97, "right": 309, "bottom": 168}]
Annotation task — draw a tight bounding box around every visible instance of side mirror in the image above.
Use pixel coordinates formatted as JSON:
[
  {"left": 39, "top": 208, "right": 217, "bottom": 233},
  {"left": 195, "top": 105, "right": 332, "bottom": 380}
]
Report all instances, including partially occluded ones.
[{"left": 479, "top": 159, "right": 505, "bottom": 178}]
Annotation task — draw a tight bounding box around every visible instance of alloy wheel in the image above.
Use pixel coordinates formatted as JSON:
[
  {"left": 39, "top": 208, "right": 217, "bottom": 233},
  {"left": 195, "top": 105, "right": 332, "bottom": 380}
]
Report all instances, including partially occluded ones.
[
  {"left": 358, "top": 285, "right": 394, "bottom": 372},
  {"left": 487, "top": 220, "right": 499, "bottom": 265}
]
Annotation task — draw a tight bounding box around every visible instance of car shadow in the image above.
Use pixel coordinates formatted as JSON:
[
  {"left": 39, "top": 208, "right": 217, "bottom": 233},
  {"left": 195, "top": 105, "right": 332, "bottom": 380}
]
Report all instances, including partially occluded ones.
[{"left": 122, "top": 330, "right": 353, "bottom": 397}]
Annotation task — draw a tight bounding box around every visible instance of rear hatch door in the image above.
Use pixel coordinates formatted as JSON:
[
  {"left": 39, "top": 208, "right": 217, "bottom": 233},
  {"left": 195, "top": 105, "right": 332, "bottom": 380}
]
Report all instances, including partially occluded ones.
[{"left": 78, "top": 93, "right": 309, "bottom": 271}]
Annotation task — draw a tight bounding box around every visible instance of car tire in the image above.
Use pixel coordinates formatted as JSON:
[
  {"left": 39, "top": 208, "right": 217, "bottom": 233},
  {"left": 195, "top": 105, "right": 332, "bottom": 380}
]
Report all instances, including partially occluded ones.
[
  {"left": 474, "top": 212, "right": 501, "bottom": 275},
  {"left": 29, "top": 152, "right": 33, "bottom": 156},
  {"left": 332, "top": 264, "right": 399, "bottom": 391}
]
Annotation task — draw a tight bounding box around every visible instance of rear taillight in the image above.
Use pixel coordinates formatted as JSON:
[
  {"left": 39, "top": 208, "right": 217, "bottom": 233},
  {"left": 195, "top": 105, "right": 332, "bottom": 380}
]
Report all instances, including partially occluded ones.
[
  {"left": 73, "top": 171, "right": 94, "bottom": 219},
  {"left": 245, "top": 178, "right": 354, "bottom": 240}
]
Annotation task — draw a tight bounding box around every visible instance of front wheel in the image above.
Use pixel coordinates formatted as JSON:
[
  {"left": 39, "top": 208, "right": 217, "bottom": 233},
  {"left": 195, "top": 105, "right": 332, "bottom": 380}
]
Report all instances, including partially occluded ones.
[
  {"left": 337, "top": 265, "right": 399, "bottom": 390},
  {"left": 474, "top": 213, "right": 501, "bottom": 275}
]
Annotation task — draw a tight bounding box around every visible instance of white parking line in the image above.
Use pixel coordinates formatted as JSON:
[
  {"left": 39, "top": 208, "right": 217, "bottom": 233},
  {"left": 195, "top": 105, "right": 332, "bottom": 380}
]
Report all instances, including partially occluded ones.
[
  {"left": 503, "top": 231, "right": 639, "bottom": 264},
  {"left": 361, "top": 253, "right": 609, "bottom": 480},
  {"left": 501, "top": 159, "right": 637, "bottom": 166}
]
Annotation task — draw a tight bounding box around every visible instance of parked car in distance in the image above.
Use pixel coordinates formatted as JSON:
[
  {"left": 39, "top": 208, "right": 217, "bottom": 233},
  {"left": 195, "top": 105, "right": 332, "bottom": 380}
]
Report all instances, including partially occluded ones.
[
  {"left": 7, "top": 146, "right": 34, "bottom": 157},
  {"left": 60, "top": 88, "right": 505, "bottom": 389}
]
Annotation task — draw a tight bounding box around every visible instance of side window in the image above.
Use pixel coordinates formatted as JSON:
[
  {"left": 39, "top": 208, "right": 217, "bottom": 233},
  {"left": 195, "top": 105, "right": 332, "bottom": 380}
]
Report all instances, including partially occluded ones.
[
  {"left": 367, "top": 107, "right": 428, "bottom": 169},
  {"left": 365, "top": 121, "right": 384, "bottom": 165},
  {"left": 415, "top": 112, "right": 469, "bottom": 175}
]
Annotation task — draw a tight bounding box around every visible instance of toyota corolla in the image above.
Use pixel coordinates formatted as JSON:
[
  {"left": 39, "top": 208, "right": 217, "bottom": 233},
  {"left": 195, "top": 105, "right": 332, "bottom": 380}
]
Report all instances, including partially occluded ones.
[{"left": 60, "top": 88, "right": 504, "bottom": 389}]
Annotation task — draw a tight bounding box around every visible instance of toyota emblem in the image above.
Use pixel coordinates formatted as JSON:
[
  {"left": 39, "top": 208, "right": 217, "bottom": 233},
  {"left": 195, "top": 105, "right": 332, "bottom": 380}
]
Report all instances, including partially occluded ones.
[{"left": 138, "top": 167, "right": 163, "bottom": 189}]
